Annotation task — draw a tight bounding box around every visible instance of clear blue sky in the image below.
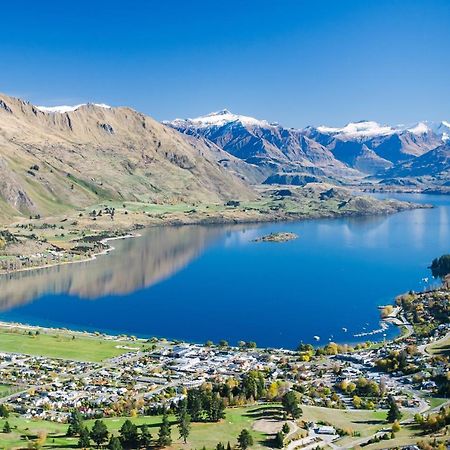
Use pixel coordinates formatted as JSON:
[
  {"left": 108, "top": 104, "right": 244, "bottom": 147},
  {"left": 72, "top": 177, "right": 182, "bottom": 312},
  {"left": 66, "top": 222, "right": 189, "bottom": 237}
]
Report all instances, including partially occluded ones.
[{"left": 1, "top": 0, "right": 448, "bottom": 128}]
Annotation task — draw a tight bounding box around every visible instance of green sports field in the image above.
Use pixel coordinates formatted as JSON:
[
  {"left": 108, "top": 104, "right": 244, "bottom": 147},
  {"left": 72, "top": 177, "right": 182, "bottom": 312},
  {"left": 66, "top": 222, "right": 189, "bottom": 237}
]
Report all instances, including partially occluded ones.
[{"left": 0, "top": 327, "right": 149, "bottom": 362}]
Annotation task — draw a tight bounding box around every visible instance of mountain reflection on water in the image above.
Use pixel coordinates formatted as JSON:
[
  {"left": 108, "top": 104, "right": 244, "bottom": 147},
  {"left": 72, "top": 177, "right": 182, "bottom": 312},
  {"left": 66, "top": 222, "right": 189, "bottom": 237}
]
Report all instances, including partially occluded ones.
[
  {"left": 0, "top": 225, "right": 235, "bottom": 312},
  {"left": 0, "top": 193, "right": 448, "bottom": 348}
]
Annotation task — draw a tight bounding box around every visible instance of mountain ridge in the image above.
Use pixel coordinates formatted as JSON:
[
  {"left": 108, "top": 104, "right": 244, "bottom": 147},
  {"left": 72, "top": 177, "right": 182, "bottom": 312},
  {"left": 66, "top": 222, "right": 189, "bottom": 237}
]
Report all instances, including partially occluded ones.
[
  {"left": 167, "top": 110, "right": 449, "bottom": 181},
  {"left": 0, "top": 94, "right": 447, "bottom": 223},
  {"left": 0, "top": 93, "right": 256, "bottom": 220}
]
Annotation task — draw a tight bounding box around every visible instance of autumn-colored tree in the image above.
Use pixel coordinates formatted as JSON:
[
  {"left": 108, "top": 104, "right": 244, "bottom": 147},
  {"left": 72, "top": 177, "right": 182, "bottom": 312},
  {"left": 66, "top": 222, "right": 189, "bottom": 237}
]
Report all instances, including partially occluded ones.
[{"left": 391, "top": 420, "right": 401, "bottom": 433}]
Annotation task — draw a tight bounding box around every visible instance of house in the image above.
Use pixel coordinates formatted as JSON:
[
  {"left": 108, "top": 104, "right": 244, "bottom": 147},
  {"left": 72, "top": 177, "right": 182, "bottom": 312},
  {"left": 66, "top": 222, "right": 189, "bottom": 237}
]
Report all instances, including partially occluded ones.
[{"left": 316, "top": 425, "right": 336, "bottom": 435}]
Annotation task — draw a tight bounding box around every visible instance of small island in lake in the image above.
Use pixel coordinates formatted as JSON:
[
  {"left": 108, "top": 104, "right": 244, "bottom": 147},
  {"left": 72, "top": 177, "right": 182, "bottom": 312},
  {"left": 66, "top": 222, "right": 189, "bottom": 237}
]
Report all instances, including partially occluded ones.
[{"left": 253, "top": 232, "right": 298, "bottom": 243}]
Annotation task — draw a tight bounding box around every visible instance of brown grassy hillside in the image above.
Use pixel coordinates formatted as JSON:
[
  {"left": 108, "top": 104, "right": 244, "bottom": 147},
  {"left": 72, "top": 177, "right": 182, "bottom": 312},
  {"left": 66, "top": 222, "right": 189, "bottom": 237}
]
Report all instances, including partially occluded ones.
[{"left": 0, "top": 94, "right": 255, "bottom": 221}]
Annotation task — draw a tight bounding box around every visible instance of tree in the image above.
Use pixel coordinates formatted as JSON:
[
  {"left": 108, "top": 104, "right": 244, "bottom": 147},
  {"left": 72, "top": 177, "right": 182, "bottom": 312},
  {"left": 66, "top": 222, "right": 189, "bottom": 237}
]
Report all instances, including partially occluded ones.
[
  {"left": 282, "top": 423, "right": 290, "bottom": 434},
  {"left": 108, "top": 436, "right": 123, "bottom": 450},
  {"left": 67, "top": 424, "right": 76, "bottom": 437},
  {"left": 297, "top": 343, "right": 314, "bottom": 353},
  {"left": 119, "top": 419, "right": 139, "bottom": 448},
  {"left": 387, "top": 396, "right": 402, "bottom": 423},
  {"left": 78, "top": 427, "right": 90, "bottom": 449},
  {"left": 237, "top": 429, "right": 253, "bottom": 450},
  {"left": 282, "top": 392, "right": 302, "bottom": 419},
  {"left": 158, "top": 412, "right": 172, "bottom": 447},
  {"left": 274, "top": 431, "right": 284, "bottom": 448},
  {"left": 33, "top": 431, "right": 47, "bottom": 448},
  {"left": 3, "top": 421, "right": 11, "bottom": 433},
  {"left": 430, "top": 254, "right": 450, "bottom": 278},
  {"left": 178, "top": 408, "right": 191, "bottom": 443},
  {"left": 140, "top": 424, "right": 152, "bottom": 448},
  {"left": 0, "top": 404, "right": 9, "bottom": 418},
  {"left": 216, "top": 443, "right": 225, "bottom": 450},
  {"left": 226, "top": 442, "right": 232, "bottom": 450},
  {"left": 398, "top": 350, "right": 408, "bottom": 370},
  {"left": 187, "top": 389, "right": 204, "bottom": 422},
  {"left": 392, "top": 420, "right": 401, "bottom": 433},
  {"left": 352, "top": 395, "right": 362, "bottom": 409},
  {"left": 68, "top": 410, "right": 84, "bottom": 436},
  {"left": 207, "top": 394, "right": 226, "bottom": 422},
  {"left": 267, "top": 382, "right": 279, "bottom": 401},
  {"left": 241, "top": 371, "right": 265, "bottom": 400},
  {"left": 90, "top": 420, "right": 109, "bottom": 448}
]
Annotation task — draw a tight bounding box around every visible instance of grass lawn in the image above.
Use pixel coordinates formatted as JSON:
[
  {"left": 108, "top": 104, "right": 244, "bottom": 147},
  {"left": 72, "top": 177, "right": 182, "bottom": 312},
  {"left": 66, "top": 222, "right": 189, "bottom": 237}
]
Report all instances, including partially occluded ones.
[
  {"left": 362, "top": 423, "right": 450, "bottom": 450},
  {"left": 0, "top": 416, "right": 71, "bottom": 449},
  {"left": 0, "top": 327, "right": 149, "bottom": 362},
  {"left": 84, "top": 406, "right": 273, "bottom": 449},
  {"left": 427, "top": 397, "right": 448, "bottom": 410},
  {"left": 299, "top": 405, "right": 434, "bottom": 449},
  {"left": 0, "top": 384, "right": 16, "bottom": 398},
  {"left": 179, "top": 405, "right": 273, "bottom": 449},
  {"left": 300, "top": 405, "right": 402, "bottom": 447},
  {"left": 0, "top": 406, "right": 278, "bottom": 449},
  {"left": 427, "top": 333, "right": 450, "bottom": 357}
]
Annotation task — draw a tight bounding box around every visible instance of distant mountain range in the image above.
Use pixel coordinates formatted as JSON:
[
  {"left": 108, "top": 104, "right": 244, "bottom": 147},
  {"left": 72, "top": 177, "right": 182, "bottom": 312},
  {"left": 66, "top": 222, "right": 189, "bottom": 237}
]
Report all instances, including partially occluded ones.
[
  {"left": 381, "top": 143, "right": 450, "bottom": 181},
  {"left": 0, "top": 92, "right": 447, "bottom": 221},
  {"left": 167, "top": 110, "right": 450, "bottom": 186}
]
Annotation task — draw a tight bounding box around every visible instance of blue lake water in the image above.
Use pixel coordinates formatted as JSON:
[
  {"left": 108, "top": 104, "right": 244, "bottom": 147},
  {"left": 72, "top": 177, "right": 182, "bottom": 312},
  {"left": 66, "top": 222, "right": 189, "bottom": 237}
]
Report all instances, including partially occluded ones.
[{"left": 0, "top": 193, "right": 448, "bottom": 349}]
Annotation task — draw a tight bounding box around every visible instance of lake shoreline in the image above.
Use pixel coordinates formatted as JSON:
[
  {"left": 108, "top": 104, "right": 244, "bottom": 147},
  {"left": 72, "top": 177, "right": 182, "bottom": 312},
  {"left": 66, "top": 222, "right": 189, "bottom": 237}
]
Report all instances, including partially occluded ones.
[
  {"left": 0, "top": 292, "right": 411, "bottom": 352},
  {"left": 0, "top": 290, "right": 418, "bottom": 351},
  {"left": 0, "top": 197, "right": 430, "bottom": 276},
  {"left": 0, "top": 277, "right": 443, "bottom": 351},
  {"left": 0, "top": 192, "right": 445, "bottom": 349},
  {"left": 0, "top": 233, "right": 138, "bottom": 277}
]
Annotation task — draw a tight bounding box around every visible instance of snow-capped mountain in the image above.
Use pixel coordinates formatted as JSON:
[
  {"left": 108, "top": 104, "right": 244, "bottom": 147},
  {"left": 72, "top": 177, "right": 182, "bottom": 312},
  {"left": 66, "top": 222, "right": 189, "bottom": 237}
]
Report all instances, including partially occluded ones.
[
  {"left": 36, "top": 103, "right": 111, "bottom": 113},
  {"left": 315, "top": 121, "right": 397, "bottom": 139},
  {"left": 167, "top": 110, "right": 360, "bottom": 184},
  {"left": 167, "top": 111, "right": 449, "bottom": 182},
  {"left": 428, "top": 121, "right": 450, "bottom": 141},
  {"left": 313, "top": 120, "right": 449, "bottom": 140},
  {"left": 305, "top": 120, "right": 443, "bottom": 173},
  {"left": 168, "top": 109, "right": 274, "bottom": 129}
]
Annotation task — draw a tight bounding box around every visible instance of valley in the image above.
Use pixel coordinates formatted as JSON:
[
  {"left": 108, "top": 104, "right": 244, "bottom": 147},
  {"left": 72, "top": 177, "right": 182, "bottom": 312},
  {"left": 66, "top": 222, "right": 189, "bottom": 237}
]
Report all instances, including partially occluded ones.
[{"left": 1, "top": 2, "right": 448, "bottom": 449}]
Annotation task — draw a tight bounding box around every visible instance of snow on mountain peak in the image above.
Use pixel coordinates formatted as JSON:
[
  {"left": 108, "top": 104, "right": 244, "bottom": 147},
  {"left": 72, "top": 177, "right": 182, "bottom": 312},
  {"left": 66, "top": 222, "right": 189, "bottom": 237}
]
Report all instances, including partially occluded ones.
[
  {"left": 404, "top": 121, "right": 450, "bottom": 140},
  {"left": 407, "top": 122, "right": 430, "bottom": 135},
  {"left": 167, "top": 110, "right": 450, "bottom": 143},
  {"left": 212, "top": 109, "right": 232, "bottom": 116},
  {"left": 170, "top": 109, "right": 272, "bottom": 129},
  {"left": 433, "top": 120, "right": 450, "bottom": 141},
  {"left": 36, "top": 103, "right": 111, "bottom": 113},
  {"left": 316, "top": 121, "right": 396, "bottom": 138}
]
